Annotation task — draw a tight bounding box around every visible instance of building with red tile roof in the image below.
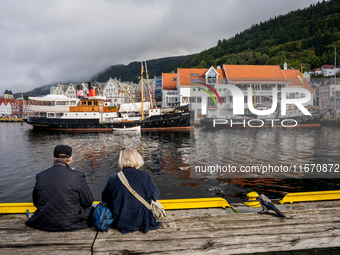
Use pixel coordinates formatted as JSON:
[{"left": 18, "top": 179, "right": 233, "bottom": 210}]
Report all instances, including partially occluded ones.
[
  {"left": 162, "top": 73, "right": 179, "bottom": 108},
  {"left": 282, "top": 69, "right": 314, "bottom": 94},
  {"left": 0, "top": 98, "right": 25, "bottom": 117},
  {"left": 170, "top": 65, "right": 315, "bottom": 120},
  {"left": 321, "top": 64, "right": 338, "bottom": 76},
  {"left": 177, "top": 67, "right": 226, "bottom": 87},
  {"left": 162, "top": 73, "right": 177, "bottom": 90},
  {"left": 223, "top": 65, "right": 289, "bottom": 84}
]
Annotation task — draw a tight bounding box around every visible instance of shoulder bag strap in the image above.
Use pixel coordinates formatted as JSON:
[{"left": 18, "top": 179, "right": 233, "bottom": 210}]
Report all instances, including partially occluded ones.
[{"left": 117, "top": 171, "right": 152, "bottom": 210}]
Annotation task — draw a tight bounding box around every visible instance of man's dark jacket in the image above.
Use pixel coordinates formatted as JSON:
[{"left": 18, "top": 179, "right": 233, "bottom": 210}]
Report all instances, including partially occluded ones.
[{"left": 25, "top": 161, "right": 94, "bottom": 231}]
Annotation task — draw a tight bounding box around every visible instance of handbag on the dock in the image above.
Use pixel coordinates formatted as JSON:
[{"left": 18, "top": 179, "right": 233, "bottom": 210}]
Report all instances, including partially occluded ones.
[
  {"left": 118, "top": 171, "right": 166, "bottom": 221},
  {"left": 92, "top": 202, "right": 115, "bottom": 232}
]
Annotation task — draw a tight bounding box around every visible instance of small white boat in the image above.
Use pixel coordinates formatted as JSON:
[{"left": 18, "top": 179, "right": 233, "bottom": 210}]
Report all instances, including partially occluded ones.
[{"left": 112, "top": 126, "right": 141, "bottom": 132}]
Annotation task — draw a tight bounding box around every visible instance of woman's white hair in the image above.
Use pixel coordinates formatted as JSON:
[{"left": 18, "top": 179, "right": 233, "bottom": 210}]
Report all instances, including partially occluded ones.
[{"left": 118, "top": 147, "right": 144, "bottom": 170}]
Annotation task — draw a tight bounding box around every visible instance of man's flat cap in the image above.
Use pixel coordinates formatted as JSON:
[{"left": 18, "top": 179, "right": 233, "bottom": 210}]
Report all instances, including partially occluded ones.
[{"left": 54, "top": 145, "right": 72, "bottom": 158}]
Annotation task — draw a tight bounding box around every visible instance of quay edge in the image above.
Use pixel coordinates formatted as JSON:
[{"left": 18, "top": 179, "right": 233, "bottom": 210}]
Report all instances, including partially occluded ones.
[{"left": 1, "top": 200, "right": 340, "bottom": 254}]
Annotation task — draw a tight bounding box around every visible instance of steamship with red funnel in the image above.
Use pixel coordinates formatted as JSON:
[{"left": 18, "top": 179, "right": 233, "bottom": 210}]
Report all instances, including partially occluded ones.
[{"left": 24, "top": 84, "right": 191, "bottom": 132}]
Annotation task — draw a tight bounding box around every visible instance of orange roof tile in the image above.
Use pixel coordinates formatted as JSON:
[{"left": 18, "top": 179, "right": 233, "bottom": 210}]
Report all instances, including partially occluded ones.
[
  {"left": 178, "top": 68, "right": 208, "bottom": 86},
  {"left": 282, "top": 70, "right": 314, "bottom": 94},
  {"left": 282, "top": 69, "right": 301, "bottom": 78},
  {"left": 162, "top": 73, "right": 177, "bottom": 90},
  {"left": 216, "top": 68, "right": 227, "bottom": 79},
  {"left": 288, "top": 79, "right": 314, "bottom": 94},
  {"left": 223, "top": 65, "right": 289, "bottom": 83},
  {"left": 282, "top": 70, "right": 302, "bottom": 86},
  {"left": 177, "top": 68, "right": 226, "bottom": 87}
]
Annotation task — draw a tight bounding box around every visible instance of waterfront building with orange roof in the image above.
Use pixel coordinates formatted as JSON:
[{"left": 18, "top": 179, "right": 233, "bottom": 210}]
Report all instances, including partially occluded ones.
[
  {"left": 177, "top": 66, "right": 228, "bottom": 119},
  {"left": 162, "top": 73, "right": 179, "bottom": 108},
  {"left": 172, "top": 64, "right": 315, "bottom": 121},
  {"left": 282, "top": 69, "right": 315, "bottom": 109}
]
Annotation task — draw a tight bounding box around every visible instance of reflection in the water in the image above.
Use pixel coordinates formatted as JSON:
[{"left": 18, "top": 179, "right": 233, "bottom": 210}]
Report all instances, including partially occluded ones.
[
  {"left": 191, "top": 127, "right": 340, "bottom": 179},
  {"left": 1, "top": 122, "right": 340, "bottom": 203}
]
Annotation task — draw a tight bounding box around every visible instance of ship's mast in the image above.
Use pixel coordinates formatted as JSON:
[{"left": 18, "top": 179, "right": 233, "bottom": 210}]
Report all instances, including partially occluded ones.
[
  {"left": 141, "top": 61, "right": 144, "bottom": 120},
  {"left": 144, "top": 60, "right": 154, "bottom": 108},
  {"left": 301, "top": 63, "right": 304, "bottom": 89},
  {"left": 301, "top": 64, "right": 304, "bottom": 99}
]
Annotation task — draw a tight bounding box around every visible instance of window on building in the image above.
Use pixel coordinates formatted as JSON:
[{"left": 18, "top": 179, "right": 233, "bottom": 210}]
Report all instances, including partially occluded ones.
[
  {"left": 197, "top": 109, "right": 202, "bottom": 119},
  {"left": 191, "top": 73, "right": 194, "bottom": 77},
  {"left": 229, "top": 96, "right": 233, "bottom": 103},
  {"left": 167, "top": 97, "right": 178, "bottom": 103},
  {"left": 182, "top": 97, "right": 189, "bottom": 104},
  {"left": 197, "top": 97, "right": 202, "bottom": 103},
  {"left": 221, "top": 97, "right": 226, "bottom": 103},
  {"left": 262, "top": 85, "right": 269, "bottom": 90},
  {"left": 207, "top": 70, "right": 217, "bottom": 84},
  {"left": 208, "top": 97, "right": 217, "bottom": 106}
]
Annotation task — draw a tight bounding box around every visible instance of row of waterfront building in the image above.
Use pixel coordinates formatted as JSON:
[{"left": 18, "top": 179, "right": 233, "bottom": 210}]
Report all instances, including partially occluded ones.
[{"left": 1, "top": 63, "right": 340, "bottom": 119}]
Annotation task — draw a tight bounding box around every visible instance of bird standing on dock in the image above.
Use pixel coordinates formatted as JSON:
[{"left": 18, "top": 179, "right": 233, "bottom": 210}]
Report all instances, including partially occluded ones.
[{"left": 258, "top": 192, "right": 286, "bottom": 217}]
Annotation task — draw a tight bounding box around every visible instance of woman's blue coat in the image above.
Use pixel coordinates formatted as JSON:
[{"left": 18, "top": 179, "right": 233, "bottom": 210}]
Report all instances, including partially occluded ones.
[{"left": 102, "top": 167, "right": 162, "bottom": 234}]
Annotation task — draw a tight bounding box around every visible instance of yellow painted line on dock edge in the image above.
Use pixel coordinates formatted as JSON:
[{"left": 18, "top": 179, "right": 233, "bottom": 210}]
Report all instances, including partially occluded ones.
[
  {"left": 0, "top": 198, "right": 230, "bottom": 214},
  {"left": 159, "top": 197, "right": 230, "bottom": 210},
  {"left": 279, "top": 190, "right": 340, "bottom": 204}
]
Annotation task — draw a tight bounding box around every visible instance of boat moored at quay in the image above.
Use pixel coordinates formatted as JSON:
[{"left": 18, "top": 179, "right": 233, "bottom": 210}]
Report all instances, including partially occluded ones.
[{"left": 24, "top": 95, "right": 191, "bottom": 132}]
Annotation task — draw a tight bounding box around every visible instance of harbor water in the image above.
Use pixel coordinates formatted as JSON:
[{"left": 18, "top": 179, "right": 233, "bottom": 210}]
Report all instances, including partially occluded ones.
[{"left": 1, "top": 122, "right": 340, "bottom": 204}]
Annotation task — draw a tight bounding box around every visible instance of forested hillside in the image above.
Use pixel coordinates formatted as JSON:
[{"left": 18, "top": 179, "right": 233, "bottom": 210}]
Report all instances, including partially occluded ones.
[{"left": 181, "top": 0, "right": 340, "bottom": 71}]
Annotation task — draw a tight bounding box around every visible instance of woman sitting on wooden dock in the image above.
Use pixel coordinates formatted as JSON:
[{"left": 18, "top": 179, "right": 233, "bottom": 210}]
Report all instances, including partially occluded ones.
[{"left": 101, "top": 147, "right": 162, "bottom": 234}]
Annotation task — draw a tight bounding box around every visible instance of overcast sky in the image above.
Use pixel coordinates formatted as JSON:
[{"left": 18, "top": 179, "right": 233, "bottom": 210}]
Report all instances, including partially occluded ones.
[{"left": 0, "top": 0, "right": 321, "bottom": 94}]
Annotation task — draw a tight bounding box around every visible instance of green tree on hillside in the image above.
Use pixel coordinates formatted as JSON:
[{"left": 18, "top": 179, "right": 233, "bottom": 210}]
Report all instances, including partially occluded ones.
[{"left": 180, "top": 0, "right": 340, "bottom": 72}]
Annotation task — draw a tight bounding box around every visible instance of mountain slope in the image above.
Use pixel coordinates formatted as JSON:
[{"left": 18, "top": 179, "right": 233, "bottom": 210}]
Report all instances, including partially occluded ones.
[
  {"left": 93, "top": 54, "right": 196, "bottom": 83},
  {"left": 180, "top": 0, "right": 340, "bottom": 71}
]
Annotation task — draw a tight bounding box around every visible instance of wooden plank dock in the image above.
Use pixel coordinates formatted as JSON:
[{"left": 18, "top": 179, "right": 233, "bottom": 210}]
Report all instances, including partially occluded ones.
[
  {"left": 1, "top": 201, "right": 340, "bottom": 254},
  {"left": 0, "top": 214, "right": 97, "bottom": 254}
]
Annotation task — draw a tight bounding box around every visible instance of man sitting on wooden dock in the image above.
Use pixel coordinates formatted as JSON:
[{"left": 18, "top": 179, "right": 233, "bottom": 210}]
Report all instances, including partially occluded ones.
[{"left": 25, "top": 145, "right": 94, "bottom": 231}]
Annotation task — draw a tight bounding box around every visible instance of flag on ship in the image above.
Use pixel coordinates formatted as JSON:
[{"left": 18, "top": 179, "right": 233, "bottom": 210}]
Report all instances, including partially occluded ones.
[{"left": 144, "top": 60, "right": 149, "bottom": 78}]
